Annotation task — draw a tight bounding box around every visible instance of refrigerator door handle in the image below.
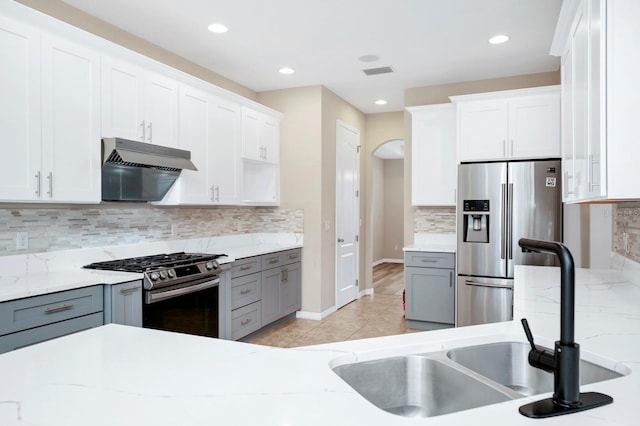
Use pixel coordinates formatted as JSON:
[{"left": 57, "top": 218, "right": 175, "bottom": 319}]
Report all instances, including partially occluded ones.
[
  {"left": 465, "top": 280, "right": 513, "bottom": 290},
  {"left": 508, "top": 183, "right": 514, "bottom": 260},
  {"left": 501, "top": 183, "right": 507, "bottom": 260}
]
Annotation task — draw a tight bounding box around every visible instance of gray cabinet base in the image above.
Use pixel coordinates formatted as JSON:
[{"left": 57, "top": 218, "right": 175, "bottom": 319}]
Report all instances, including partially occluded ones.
[{"left": 406, "top": 319, "right": 454, "bottom": 331}]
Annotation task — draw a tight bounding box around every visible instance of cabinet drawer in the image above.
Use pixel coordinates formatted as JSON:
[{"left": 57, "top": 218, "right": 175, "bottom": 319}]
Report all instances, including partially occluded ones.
[
  {"left": 0, "top": 286, "right": 103, "bottom": 336},
  {"left": 405, "top": 252, "right": 455, "bottom": 269},
  {"left": 261, "top": 252, "right": 282, "bottom": 269},
  {"left": 0, "top": 312, "right": 103, "bottom": 354},
  {"left": 231, "top": 256, "right": 261, "bottom": 279},
  {"left": 231, "top": 301, "right": 261, "bottom": 340},
  {"left": 279, "top": 249, "right": 301, "bottom": 266},
  {"left": 231, "top": 272, "right": 261, "bottom": 310}
]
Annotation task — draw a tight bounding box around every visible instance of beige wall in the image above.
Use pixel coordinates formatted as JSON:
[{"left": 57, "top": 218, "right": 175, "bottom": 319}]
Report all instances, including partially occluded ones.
[
  {"left": 257, "top": 86, "right": 323, "bottom": 313},
  {"left": 258, "top": 86, "right": 365, "bottom": 314},
  {"left": 363, "top": 112, "right": 405, "bottom": 288},
  {"left": 16, "top": 0, "right": 257, "bottom": 100},
  {"left": 372, "top": 157, "right": 384, "bottom": 262},
  {"left": 382, "top": 159, "right": 404, "bottom": 260},
  {"left": 403, "top": 71, "right": 561, "bottom": 245},
  {"left": 320, "top": 87, "right": 366, "bottom": 311}
]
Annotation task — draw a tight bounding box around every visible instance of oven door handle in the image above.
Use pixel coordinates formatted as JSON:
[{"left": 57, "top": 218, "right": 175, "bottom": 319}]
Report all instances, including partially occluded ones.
[{"left": 146, "top": 278, "right": 219, "bottom": 304}]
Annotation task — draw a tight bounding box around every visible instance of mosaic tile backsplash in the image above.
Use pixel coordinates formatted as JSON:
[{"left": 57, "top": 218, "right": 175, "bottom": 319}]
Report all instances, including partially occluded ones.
[
  {"left": 414, "top": 207, "right": 456, "bottom": 234},
  {"left": 0, "top": 206, "right": 303, "bottom": 256},
  {"left": 613, "top": 204, "right": 640, "bottom": 264}
]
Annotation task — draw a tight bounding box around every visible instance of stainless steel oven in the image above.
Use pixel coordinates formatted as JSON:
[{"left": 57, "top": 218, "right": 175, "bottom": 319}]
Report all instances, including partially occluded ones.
[{"left": 84, "top": 252, "right": 226, "bottom": 338}]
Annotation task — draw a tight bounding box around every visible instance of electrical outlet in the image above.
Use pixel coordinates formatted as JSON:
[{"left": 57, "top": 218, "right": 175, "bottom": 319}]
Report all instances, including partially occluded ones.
[{"left": 16, "top": 232, "right": 28, "bottom": 250}]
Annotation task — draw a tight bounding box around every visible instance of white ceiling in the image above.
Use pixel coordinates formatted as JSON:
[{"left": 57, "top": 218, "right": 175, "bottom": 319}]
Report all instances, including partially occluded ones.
[{"left": 60, "top": 0, "right": 563, "bottom": 114}]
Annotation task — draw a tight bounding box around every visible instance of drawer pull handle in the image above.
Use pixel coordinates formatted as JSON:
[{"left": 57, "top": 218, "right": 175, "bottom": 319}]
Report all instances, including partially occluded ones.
[
  {"left": 269, "top": 259, "right": 278, "bottom": 264},
  {"left": 288, "top": 254, "right": 298, "bottom": 260},
  {"left": 241, "top": 318, "right": 252, "bottom": 326},
  {"left": 44, "top": 304, "right": 74, "bottom": 314},
  {"left": 240, "top": 288, "right": 251, "bottom": 295},
  {"left": 120, "top": 286, "right": 141, "bottom": 294},
  {"left": 420, "top": 259, "right": 438, "bottom": 263},
  {"left": 240, "top": 265, "right": 252, "bottom": 271}
]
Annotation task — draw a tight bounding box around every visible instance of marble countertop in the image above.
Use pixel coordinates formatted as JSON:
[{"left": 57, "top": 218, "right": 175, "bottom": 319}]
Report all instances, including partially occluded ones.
[
  {"left": 0, "top": 261, "right": 638, "bottom": 425},
  {"left": 403, "top": 233, "right": 456, "bottom": 253},
  {"left": 0, "top": 233, "right": 302, "bottom": 302}
]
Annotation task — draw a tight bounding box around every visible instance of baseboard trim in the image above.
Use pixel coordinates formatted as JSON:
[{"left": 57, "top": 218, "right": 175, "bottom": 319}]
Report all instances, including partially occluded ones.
[
  {"left": 360, "top": 288, "right": 374, "bottom": 297},
  {"left": 296, "top": 305, "right": 337, "bottom": 321},
  {"left": 372, "top": 258, "right": 404, "bottom": 266}
]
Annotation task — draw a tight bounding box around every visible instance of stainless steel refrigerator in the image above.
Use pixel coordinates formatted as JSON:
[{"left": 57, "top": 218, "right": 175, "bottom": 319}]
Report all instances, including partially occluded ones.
[{"left": 456, "top": 160, "right": 562, "bottom": 327}]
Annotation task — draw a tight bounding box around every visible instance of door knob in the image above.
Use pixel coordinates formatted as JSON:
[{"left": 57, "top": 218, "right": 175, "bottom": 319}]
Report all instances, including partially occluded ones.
[{"left": 337, "top": 238, "right": 344, "bottom": 243}]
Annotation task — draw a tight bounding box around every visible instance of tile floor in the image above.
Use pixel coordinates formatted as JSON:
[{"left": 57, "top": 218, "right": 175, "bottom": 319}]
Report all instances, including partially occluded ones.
[{"left": 247, "top": 263, "right": 420, "bottom": 348}]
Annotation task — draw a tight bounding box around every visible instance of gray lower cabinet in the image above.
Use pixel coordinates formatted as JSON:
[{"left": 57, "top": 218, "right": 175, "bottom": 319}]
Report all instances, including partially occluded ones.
[
  {"left": 0, "top": 285, "right": 104, "bottom": 353},
  {"left": 227, "top": 248, "right": 301, "bottom": 340},
  {"left": 103, "top": 280, "right": 143, "bottom": 327},
  {"left": 404, "top": 251, "right": 455, "bottom": 331}
]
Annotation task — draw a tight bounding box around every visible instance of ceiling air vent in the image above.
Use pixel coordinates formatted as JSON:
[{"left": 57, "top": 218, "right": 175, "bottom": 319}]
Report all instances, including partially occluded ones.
[{"left": 362, "top": 66, "right": 394, "bottom": 76}]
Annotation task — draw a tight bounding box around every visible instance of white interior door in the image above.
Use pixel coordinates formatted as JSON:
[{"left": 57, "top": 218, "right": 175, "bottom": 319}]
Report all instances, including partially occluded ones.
[{"left": 336, "top": 120, "right": 360, "bottom": 308}]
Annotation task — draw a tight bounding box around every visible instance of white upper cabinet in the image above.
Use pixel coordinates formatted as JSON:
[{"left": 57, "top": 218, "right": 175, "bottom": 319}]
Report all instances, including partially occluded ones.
[
  {"left": 164, "top": 84, "right": 242, "bottom": 205},
  {"left": 552, "top": 0, "right": 640, "bottom": 202},
  {"left": 452, "top": 86, "right": 561, "bottom": 162},
  {"left": 102, "top": 56, "right": 179, "bottom": 147},
  {"left": 241, "top": 107, "right": 279, "bottom": 163},
  {"left": 408, "top": 104, "right": 457, "bottom": 206},
  {"left": 0, "top": 15, "right": 100, "bottom": 203},
  {"left": 41, "top": 33, "right": 101, "bottom": 203},
  {"left": 0, "top": 16, "right": 41, "bottom": 201},
  {"left": 210, "top": 97, "right": 242, "bottom": 205}
]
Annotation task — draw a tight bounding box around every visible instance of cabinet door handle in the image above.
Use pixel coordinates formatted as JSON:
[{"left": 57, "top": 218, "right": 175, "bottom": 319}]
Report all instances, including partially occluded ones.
[
  {"left": 502, "top": 139, "right": 506, "bottom": 157},
  {"left": 120, "top": 285, "right": 141, "bottom": 294},
  {"left": 210, "top": 186, "right": 215, "bottom": 201},
  {"left": 510, "top": 139, "right": 514, "bottom": 157},
  {"left": 47, "top": 172, "right": 53, "bottom": 198},
  {"left": 449, "top": 271, "right": 453, "bottom": 288},
  {"left": 140, "top": 120, "right": 146, "bottom": 140},
  {"left": 240, "top": 288, "right": 251, "bottom": 295},
  {"left": 44, "top": 303, "right": 74, "bottom": 314},
  {"left": 35, "top": 171, "right": 41, "bottom": 197},
  {"left": 240, "top": 265, "right": 252, "bottom": 271},
  {"left": 215, "top": 185, "right": 220, "bottom": 202},
  {"left": 337, "top": 238, "right": 344, "bottom": 243},
  {"left": 240, "top": 318, "right": 252, "bottom": 326},
  {"left": 147, "top": 122, "right": 153, "bottom": 142}
]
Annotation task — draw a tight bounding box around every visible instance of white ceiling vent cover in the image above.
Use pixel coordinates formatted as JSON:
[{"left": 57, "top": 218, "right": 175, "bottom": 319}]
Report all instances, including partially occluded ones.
[{"left": 362, "top": 66, "right": 394, "bottom": 76}]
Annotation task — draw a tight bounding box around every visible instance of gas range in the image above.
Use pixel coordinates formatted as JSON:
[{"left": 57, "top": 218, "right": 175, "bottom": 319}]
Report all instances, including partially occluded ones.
[{"left": 83, "top": 252, "right": 227, "bottom": 290}]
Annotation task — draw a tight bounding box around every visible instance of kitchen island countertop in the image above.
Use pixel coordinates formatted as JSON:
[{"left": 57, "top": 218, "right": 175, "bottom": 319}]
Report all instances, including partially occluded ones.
[{"left": 0, "top": 261, "right": 638, "bottom": 425}]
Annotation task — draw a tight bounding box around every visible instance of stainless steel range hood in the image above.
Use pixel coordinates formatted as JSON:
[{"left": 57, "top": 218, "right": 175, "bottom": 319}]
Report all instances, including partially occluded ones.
[{"left": 101, "top": 138, "right": 197, "bottom": 202}]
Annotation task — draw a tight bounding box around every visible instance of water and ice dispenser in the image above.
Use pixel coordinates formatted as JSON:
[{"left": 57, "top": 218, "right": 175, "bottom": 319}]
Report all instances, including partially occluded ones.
[{"left": 462, "top": 200, "right": 489, "bottom": 243}]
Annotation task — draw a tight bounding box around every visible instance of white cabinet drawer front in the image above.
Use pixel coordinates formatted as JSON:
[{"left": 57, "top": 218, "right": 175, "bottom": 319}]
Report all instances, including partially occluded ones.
[
  {"left": 231, "top": 301, "right": 261, "bottom": 340},
  {"left": 0, "top": 312, "right": 103, "bottom": 354},
  {"left": 231, "top": 272, "right": 261, "bottom": 310},
  {"left": 0, "top": 286, "right": 103, "bottom": 336},
  {"left": 231, "top": 256, "right": 261, "bottom": 279},
  {"left": 405, "top": 252, "right": 455, "bottom": 269}
]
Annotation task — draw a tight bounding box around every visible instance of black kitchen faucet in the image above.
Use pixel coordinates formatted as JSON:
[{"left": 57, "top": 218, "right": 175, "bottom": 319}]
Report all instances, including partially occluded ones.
[{"left": 517, "top": 238, "right": 613, "bottom": 418}]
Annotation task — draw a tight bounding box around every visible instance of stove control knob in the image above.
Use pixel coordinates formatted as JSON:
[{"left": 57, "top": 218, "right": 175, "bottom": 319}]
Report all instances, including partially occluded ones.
[
  {"left": 159, "top": 270, "right": 168, "bottom": 279},
  {"left": 167, "top": 269, "right": 175, "bottom": 278},
  {"left": 205, "top": 261, "right": 214, "bottom": 270},
  {"left": 149, "top": 272, "right": 159, "bottom": 281}
]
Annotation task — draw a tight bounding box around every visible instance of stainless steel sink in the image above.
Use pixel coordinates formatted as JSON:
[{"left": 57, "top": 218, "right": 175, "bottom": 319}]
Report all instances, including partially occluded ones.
[
  {"left": 332, "top": 355, "right": 512, "bottom": 417},
  {"left": 331, "top": 341, "right": 624, "bottom": 418},
  {"left": 446, "top": 342, "right": 623, "bottom": 396}
]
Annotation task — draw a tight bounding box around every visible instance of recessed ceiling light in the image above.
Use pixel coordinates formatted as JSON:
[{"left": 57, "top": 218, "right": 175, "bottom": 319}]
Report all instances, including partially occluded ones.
[
  {"left": 279, "top": 67, "right": 295, "bottom": 75},
  {"left": 207, "top": 23, "right": 228, "bottom": 34},
  {"left": 489, "top": 34, "right": 509, "bottom": 44},
  {"left": 359, "top": 54, "right": 380, "bottom": 63},
  {"left": 375, "top": 99, "right": 387, "bottom": 105}
]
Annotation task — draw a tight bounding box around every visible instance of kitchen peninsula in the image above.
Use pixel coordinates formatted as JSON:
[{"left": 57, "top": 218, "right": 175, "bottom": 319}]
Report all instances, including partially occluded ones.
[{"left": 0, "top": 258, "right": 638, "bottom": 425}]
